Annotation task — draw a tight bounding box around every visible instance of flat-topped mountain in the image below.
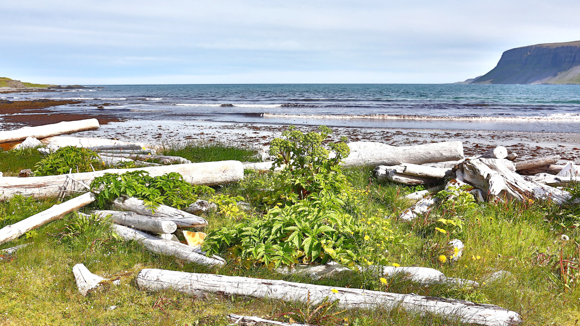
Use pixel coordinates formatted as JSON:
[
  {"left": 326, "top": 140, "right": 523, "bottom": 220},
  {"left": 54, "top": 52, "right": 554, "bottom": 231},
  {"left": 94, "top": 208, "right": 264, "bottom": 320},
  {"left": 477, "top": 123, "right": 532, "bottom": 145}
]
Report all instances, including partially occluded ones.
[{"left": 472, "top": 41, "right": 580, "bottom": 84}]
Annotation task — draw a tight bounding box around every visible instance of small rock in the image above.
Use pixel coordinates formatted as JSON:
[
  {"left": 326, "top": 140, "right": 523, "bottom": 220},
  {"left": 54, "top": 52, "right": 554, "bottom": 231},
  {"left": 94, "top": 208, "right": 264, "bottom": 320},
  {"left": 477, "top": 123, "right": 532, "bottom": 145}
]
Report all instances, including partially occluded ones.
[
  {"left": 18, "top": 169, "right": 33, "bottom": 177},
  {"left": 185, "top": 200, "right": 217, "bottom": 215},
  {"left": 14, "top": 137, "right": 43, "bottom": 150}
]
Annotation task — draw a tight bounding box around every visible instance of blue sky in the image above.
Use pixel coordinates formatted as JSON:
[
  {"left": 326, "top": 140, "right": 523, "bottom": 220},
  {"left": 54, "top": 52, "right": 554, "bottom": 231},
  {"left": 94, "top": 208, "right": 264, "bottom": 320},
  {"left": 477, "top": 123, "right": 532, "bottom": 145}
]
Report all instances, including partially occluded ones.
[{"left": 2, "top": 0, "right": 580, "bottom": 84}]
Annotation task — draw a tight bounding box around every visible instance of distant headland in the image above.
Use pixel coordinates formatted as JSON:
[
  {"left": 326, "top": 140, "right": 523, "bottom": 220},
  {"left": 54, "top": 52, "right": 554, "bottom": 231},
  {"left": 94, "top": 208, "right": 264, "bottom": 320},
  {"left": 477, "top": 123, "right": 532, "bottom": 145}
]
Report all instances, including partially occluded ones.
[
  {"left": 0, "top": 77, "right": 86, "bottom": 92},
  {"left": 465, "top": 40, "right": 580, "bottom": 84}
]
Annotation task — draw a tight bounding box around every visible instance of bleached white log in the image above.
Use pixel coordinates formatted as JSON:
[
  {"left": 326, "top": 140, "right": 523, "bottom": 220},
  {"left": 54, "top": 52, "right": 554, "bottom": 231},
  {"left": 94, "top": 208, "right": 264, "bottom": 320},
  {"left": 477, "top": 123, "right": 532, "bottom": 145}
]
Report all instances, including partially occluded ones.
[
  {"left": 136, "top": 269, "right": 522, "bottom": 326},
  {"left": 402, "top": 185, "right": 446, "bottom": 201},
  {"left": 398, "top": 197, "right": 438, "bottom": 221},
  {"left": 515, "top": 155, "right": 560, "bottom": 171},
  {"left": 524, "top": 173, "right": 575, "bottom": 187},
  {"left": 518, "top": 164, "right": 565, "bottom": 175},
  {"left": 506, "top": 153, "right": 518, "bottom": 161},
  {"left": 40, "top": 136, "right": 152, "bottom": 151},
  {"left": 422, "top": 160, "right": 465, "bottom": 169},
  {"left": 0, "top": 244, "right": 30, "bottom": 260},
  {"left": 460, "top": 158, "right": 570, "bottom": 204},
  {"left": 98, "top": 155, "right": 134, "bottom": 167},
  {"left": 0, "top": 161, "right": 244, "bottom": 200},
  {"left": 401, "top": 163, "right": 449, "bottom": 179},
  {"left": 0, "top": 119, "right": 100, "bottom": 144},
  {"left": 98, "top": 149, "right": 157, "bottom": 155},
  {"left": 276, "top": 262, "right": 353, "bottom": 280},
  {"left": 112, "top": 224, "right": 225, "bottom": 266},
  {"left": 482, "top": 146, "right": 508, "bottom": 159},
  {"left": 378, "top": 266, "right": 477, "bottom": 287},
  {"left": 0, "top": 192, "right": 95, "bottom": 245},
  {"left": 557, "top": 162, "right": 580, "bottom": 178},
  {"left": 243, "top": 161, "right": 280, "bottom": 171},
  {"left": 375, "top": 166, "right": 437, "bottom": 185},
  {"left": 112, "top": 197, "right": 207, "bottom": 227},
  {"left": 184, "top": 200, "right": 217, "bottom": 215},
  {"left": 91, "top": 210, "right": 177, "bottom": 234},
  {"left": 158, "top": 233, "right": 180, "bottom": 242},
  {"left": 343, "top": 141, "right": 464, "bottom": 167},
  {"left": 100, "top": 153, "right": 191, "bottom": 165},
  {"left": 73, "top": 263, "right": 107, "bottom": 296},
  {"left": 228, "top": 314, "right": 303, "bottom": 326}
]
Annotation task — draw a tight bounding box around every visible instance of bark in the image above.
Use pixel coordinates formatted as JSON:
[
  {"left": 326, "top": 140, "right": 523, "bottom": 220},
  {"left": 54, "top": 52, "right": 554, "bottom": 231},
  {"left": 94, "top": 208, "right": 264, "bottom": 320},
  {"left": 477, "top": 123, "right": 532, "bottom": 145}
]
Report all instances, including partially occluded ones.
[
  {"left": 73, "top": 263, "right": 107, "bottom": 296},
  {"left": 460, "top": 158, "right": 570, "bottom": 204},
  {"left": 91, "top": 210, "right": 177, "bottom": 234},
  {"left": 40, "top": 136, "right": 152, "bottom": 151},
  {"left": 343, "top": 141, "right": 464, "bottom": 167},
  {"left": 518, "top": 164, "right": 565, "bottom": 175},
  {"left": 0, "top": 119, "right": 100, "bottom": 144},
  {"left": 0, "top": 161, "right": 244, "bottom": 200},
  {"left": 136, "top": 269, "right": 522, "bottom": 326},
  {"left": 514, "top": 156, "right": 560, "bottom": 171},
  {"left": 112, "top": 224, "right": 225, "bottom": 266},
  {"left": 0, "top": 193, "right": 95, "bottom": 245},
  {"left": 112, "top": 197, "right": 207, "bottom": 227}
]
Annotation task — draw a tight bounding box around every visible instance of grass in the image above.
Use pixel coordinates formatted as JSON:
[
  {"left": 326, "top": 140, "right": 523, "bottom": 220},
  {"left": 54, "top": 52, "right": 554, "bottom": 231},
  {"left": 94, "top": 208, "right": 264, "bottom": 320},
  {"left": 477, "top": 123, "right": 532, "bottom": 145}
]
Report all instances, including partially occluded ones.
[
  {"left": 0, "top": 147, "right": 44, "bottom": 176},
  {"left": 0, "top": 77, "right": 51, "bottom": 88},
  {"left": 161, "top": 141, "right": 260, "bottom": 163},
  {"left": 1, "top": 142, "right": 580, "bottom": 325}
]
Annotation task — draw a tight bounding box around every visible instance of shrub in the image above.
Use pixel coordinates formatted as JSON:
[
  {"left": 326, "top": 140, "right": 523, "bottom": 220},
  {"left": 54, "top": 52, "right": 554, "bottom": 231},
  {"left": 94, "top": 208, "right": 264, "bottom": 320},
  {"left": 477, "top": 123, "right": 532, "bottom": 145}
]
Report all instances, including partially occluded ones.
[{"left": 34, "top": 146, "right": 104, "bottom": 176}]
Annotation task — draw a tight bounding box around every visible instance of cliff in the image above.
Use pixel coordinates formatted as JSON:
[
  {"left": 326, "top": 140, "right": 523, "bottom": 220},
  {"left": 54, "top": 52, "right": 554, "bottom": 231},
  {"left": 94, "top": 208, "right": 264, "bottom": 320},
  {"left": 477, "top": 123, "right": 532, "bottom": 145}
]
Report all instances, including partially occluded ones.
[{"left": 472, "top": 41, "right": 580, "bottom": 84}]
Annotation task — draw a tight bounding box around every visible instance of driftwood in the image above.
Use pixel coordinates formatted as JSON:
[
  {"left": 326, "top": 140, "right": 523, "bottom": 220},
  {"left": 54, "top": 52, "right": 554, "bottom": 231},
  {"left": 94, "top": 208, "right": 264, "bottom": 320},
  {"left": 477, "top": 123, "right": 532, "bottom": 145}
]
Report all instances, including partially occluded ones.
[
  {"left": 91, "top": 210, "right": 177, "bottom": 234},
  {"left": 228, "top": 314, "right": 303, "bottom": 326},
  {"left": 112, "top": 224, "right": 225, "bottom": 266},
  {"left": 73, "top": 263, "right": 107, "bottom": 296},
  {"left": 40, "top": 136, "right": 153, "bottom": 151},
  {"left": 100, "top": 153, "right": 192, "bottom": 165},
  {"left": 398, "top": 197, "right": 438, "bottom": 221},
  {"left": 112, "top": 197, "right": 207, "bottom": 227},
  {"left": 404, "top": 185, "right": 445, "bottom": 201},
  {"left": 482, "top": 146, "right": 508, "bottom": 159},
  {"left": 460, "top": 158, "right": 570, "bottom": 204},
  {"left": 0, "top": 119, "right": 100, "bottom": 144},
  {"left": 422, "top": 160, "right": 464, "bottom": 169},
  {"left": 98, "top": 155, "right": 135, "bottom": 167},
  {"left": 514, "top": 155, "right": 560, "bottom": 171},
  {"left": 136, "top": 269, "right": 522, "bottom": 326},
  {"left": 518, "top": 164, "right": 565, "bottom": 175},
  {"left": 375, "top": 166, "right": 437, "bottom": 185},
  {"left": 0, "top": 161, "right": 244, "bottom": 200},
  {"left": 343, "top": 141, "right": 464, "bottom": 167},
  {"left": 0, "top": 244, "right": 30, "bottom": 260},
  {"left": 0, "top": 193, "right": 95, "bottom": 245}
]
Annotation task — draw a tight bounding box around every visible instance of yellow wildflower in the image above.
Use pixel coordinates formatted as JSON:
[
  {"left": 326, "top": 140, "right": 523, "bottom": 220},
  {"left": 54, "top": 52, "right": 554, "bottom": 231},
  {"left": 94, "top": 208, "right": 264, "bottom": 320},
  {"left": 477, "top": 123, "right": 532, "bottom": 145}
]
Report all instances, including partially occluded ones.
[
  {"left": 434, "top": 227, "right": 447, "bottom": 234},
  {"left": 380, "top": 278, "right": 388, "bottom": 285},
  {"left": 392, "top": 263, "right": 400, "bottom": 267},
  {"left": 438, "top": 255, "right": 447, "bottom": 263},
  {"left": 331, "top": 289, "right": 339, "bottom": 294},
  {"left": 364, "top": 235, "right": 370, "bottom": 241}
]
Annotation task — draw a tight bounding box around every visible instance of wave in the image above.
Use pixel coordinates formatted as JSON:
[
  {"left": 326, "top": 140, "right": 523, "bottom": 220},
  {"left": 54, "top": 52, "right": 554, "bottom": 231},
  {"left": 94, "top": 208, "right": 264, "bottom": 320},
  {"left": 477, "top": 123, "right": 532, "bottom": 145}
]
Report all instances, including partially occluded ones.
[
  {"left": 49, "top": 97, "right": 127, "bottom": 101},
  {"left": 176, "top": 103, "right": 280, "bottom": 108},
  {"left": 263, "top": 113, "right": 580, "bottom": 123}
]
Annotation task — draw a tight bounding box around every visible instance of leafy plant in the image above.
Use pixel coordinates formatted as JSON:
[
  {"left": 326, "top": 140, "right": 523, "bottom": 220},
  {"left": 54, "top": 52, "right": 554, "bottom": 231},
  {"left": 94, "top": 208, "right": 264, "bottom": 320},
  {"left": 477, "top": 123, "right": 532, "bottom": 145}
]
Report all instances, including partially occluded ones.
[
  {"left": 90, "top": 171, "right": 214, "bottom": 210},
  {"left": 34, "top": 146, "right": 104, "bottom": 176}
]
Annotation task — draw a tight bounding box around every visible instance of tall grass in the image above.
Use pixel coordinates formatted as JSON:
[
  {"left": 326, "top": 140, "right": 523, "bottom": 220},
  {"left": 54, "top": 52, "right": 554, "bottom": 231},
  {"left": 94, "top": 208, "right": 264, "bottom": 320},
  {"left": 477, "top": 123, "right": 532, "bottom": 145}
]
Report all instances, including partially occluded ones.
[
  {"left": 161, "top": 141, "right": 259, "bottom": 163},
  {"left": 0, "top": 147, "right": 44, "bottom": 176}
]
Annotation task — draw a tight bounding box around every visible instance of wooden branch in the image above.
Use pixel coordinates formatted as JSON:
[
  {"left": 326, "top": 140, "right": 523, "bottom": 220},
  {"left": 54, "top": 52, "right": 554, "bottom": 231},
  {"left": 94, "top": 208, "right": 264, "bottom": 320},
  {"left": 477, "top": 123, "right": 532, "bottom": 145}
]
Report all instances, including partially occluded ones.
[
  {"left": 0, "top": 193, "right": 95, "bottom": 245},
  {"left": 136, "top": 269, "right": 522, "bottom": 326},
  {"left": 91, "top": 210, "right": 177, "bottom": 234},
  {"left": 0, "top": 119, "right": 100, "bottom": 144},
  {"left": 73, "top": 263, "right": 107, "bottom": 296},
  {"left": 112, "top": 197, "right": 207, "bottom": 227},
  {"left": 100, "top": 153, "right": 192, "bottom": 165},
  {"left": 98, "top": 155, "right": 134, "bottom": 167},
  {"left": 515, "top": 156, "right": 560, "bottom": 171},
  {"left": 112, "top": 224, "right": 225, "bottom": 266},
  {"left": 375, "top": 166, "right": 439, "bottom": 185},
  {"left": 482, "top": 146, "right": 508, "bottom": 159},
  {"left": 517, "top": 164, "right": 565, "bottom": 175},
  {"left": 0, "top": 161, "right": 244, "bottom": 200},
  {"left": 228, "top": 314, "right": 304, "bottom": 326},
  {"left": 40, "top": 136, "right": 153, "bottom": 151},
  {"left": 403, "top": 186, "right": 444, "bottom": 201},
  {"left": 343, "top": 141, "right": 464, "bottom": 167}
]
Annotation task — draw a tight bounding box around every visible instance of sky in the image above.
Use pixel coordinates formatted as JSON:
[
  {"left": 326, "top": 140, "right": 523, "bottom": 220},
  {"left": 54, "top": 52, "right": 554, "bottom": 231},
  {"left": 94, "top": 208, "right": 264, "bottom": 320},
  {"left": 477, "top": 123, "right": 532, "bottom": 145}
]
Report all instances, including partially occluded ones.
[{"left": 2, "top": 0, "right": 580, "bottom": 85}]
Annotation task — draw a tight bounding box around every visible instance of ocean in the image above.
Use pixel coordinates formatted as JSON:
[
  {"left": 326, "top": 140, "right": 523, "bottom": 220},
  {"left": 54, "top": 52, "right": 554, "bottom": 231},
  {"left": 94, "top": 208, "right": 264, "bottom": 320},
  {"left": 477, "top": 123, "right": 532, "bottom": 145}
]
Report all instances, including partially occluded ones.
[{"left": 4, "top": 84, "right": 580, "bottom": 133}]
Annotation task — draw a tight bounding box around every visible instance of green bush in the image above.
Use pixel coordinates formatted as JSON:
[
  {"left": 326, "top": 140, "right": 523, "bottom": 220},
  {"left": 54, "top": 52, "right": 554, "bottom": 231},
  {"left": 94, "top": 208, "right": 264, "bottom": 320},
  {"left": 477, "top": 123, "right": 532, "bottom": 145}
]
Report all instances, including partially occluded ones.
[{"left": 34, "top": 146, "right": 104, "bottom": 176}]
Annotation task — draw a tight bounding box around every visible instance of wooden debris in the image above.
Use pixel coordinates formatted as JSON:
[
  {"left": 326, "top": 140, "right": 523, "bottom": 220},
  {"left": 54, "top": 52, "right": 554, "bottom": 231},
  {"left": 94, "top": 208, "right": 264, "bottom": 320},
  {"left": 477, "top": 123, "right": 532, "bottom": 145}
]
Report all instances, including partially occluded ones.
[
  {"left": 228, "top": 314, "right": 303, "bottom": 326},
  {"left": 184, "top": 200, "right": 217, "bottom": 215},
  {"left": 91, "top": 210, "right": 177, "bottom": 234},
  {"left": 73, "top": 263, "right": 107, "bottom": 296},
  {"left": 0, "top": 119, "right": 100, "bottom": 144},
  {"left": 100, "top": 153, "right": 192, "bottom": 165},
  {"left": 518, "top": 164, "right": 565, "bottom": 175},
  {"left": 0, "top": 161, "right": 244, "bottom": 200},
  {"left": 404, "top": 185, "right": 444, "bottom": 201},
  {"left": 40, "top": 136, "right": 152, "bottom": 151},
  {"left": 398, "top": 197, "right": 438, "bottom": 221},
  {"left": 377, "top": 266, "right": 478, "bottom": 287},
  {"left": 136, "top": 269, "right": 522, "bottom": 326},
  {"left": 0, "top": 193, "right": 95, "bottom": 245},
  {"left": 375, "top": 166, "right": 437, "bottom": 185},
  {"left": 112, "top": 225, "right": 225, "bottom": 266},
  {"left": 112, "top": 197, "right": 207, "bottom": 227},
  {"left": 514, "top": 155, "right": 560, "bottom": 171},
  {"left": 0, "top": 244, "right": 30, "bottom": 260},
  {"left": 482, "top": 146, "right": 508, "bottom": 159},
  {"left": 343, "top": 141, "right": 464, "bottom": 167}
]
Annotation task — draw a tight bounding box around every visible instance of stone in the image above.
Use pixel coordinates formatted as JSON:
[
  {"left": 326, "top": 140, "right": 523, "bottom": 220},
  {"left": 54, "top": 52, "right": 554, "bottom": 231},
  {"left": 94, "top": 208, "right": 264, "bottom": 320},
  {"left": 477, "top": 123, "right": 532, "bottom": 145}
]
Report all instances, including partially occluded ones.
[
  {"left": 18, "top": 169, "right": 33, "bottom": 177},
  {"left": 14, "top": 137, "right": 42, "bottom": 150},
  {"left": 184, "top": 200, "right": 217, "bottom": 215}
]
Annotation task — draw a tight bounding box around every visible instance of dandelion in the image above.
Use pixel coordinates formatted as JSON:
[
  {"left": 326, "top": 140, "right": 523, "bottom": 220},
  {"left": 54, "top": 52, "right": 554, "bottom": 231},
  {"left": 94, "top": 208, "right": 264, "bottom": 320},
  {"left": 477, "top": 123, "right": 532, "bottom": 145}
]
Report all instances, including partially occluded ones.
[
  {"left": 380, "top": 278, "right": 388, "bottom": 285},
  {"left": 435, "top": 227, "right": 447, "bottom": 234},
  {"left": 364, "top": 235, "right": 370, "bottom": 241},
  {"left": 331, "top": 289, "right": 339, "bottom": 294},
  {"left": 392, "top": 263, "right": 400, "bottom": 267},
  {"left": 438, "top": 255, "right": 447, "bottom": 263},
  {"left": 476, "top": 255, "right": 481, "bottom": 260}
]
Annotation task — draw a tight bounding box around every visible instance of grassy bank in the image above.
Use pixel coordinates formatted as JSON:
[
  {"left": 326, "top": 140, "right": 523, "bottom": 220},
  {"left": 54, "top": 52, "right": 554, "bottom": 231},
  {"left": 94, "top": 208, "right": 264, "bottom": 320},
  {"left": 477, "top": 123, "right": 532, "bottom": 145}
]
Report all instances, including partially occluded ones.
[{"left": 1, "top": 139, "right": 579, "bottom": 325}]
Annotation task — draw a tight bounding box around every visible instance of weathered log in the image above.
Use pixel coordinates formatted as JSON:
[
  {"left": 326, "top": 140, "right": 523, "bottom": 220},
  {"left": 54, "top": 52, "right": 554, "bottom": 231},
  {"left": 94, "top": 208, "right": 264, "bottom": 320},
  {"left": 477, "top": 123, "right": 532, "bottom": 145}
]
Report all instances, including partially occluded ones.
[
  {"left": 112, "top": 224, "right": 225, "bottom": 266},
  {"left": 404, "top": 185, "right": 445, "bottom": 201},
  {"left": 0, "top": 193, "right": 95, "bottom": 245},
  {"left": 343, "top": 141, "right": 464, "bottom": 167},
  {"left": 482, "top": 146, "right": 508, "bottom": 159},
  {"left": 228, "top": 314, "right": 302, "bottom": 326},
  {"left": 401, "top": 163, "right": 450, "bottom": 179},
  {"left": 243, "top": 161, "right": 280, "bottom": 171},
  {"left": 524, "top": 173, "right": 575, "bottom": 187},
  {"left": 91, "top": 210, "right": 177, "bottom": 234},
  {"left": 0, "top": 161, "right": 244, "bottom": 200},
  {"left": 98, "top": 149, "right": 157, "bottom": 155},
  {"left": 377, "top": 266, "right": 477, "bottom": 287},
  {"left": 73, "top": 263, "right": 107, "bottom": 296},
  {"left": 136, "top": 269, "right": 522, "bottom": 326},
  {"left": 422, "top": 160, "right": 464, "bottom": 169},
  {"left": 98, "top": 155, "right": 134, "bottom": 167},
  {"left": 100, "top": 153, "right": 192, "bottom": 165},
  {"left": 398, "top": 197, "right": 438, "bottom": 221},
  {"left": 0, "top": 119, "right": 100, "bottom": 144},
  {"left": 460, "top": 158, "right": 570, "bottom": 204},
  {"left": 40, "top": 136, "right": 152, "bottom": 151},
  {"left": 112, "top": 197, "right": 207, "bottom": 227},
  {"left": 0, "top": 244, "right": 29, "bottom": 260},
  {"left": 515, "top": 155, "right": 560, "bottom": 171},
  {"left": 557, "top": 162, "right": 580, "bottom": 178},
  {"left": 518, "top": 164, "right": 565, "bottom": 175},
  {"left": 375, "top": 166, "right": 439, "bottom": 185}
]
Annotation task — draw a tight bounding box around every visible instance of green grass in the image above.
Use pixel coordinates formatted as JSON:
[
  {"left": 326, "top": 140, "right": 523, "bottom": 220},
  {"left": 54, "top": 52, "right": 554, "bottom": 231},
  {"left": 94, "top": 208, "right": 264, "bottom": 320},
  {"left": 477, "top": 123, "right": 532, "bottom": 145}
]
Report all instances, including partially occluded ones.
[
  {"left": 0, "top": 147, "right": 44, "bottom": 176},
  {"left": 0, "top": 77, "right": 51, "bottom": 88},
  {"left": 161, "top": 141, "right": 260, "bottom": 163},
  {"left": 2, "top": 143, "right": 580, "bottom": 325}
]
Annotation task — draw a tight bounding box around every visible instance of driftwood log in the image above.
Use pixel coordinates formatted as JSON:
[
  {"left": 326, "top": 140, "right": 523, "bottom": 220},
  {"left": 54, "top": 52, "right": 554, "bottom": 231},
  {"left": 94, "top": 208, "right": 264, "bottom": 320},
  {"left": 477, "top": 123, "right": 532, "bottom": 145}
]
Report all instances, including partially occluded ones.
[
  {"left": 0, "top": 161, "right": 244, "bottom": 200},
  {"left": 0, "top": 119, "right": 100, "bottom": 144},
  {"left": 72, "top": 263, "right": 107, "bottom": 296},
  {"left": 112, "top": 197, "right": 207, "bottom": 227},
  {"left": 91, "top": 210, "right": 177, "bottom": 234},
  {"left": 343, "top": 141, "right": 464, "bottom": 167},
  {"left": 40, "top": 136, "right": 153, "bottom": 151},
  {"left": 136, "top": 269, "right": 522, "bottom": 326},
  {"left": 398, "top": 197, "right": 438, "bottom": 221},
  {"left": 517, "top": 164, "right": 565, "bottom": 175},
  {"left": 375, "top": 164, "right": 448, "bottom": 185},
  {"left": 101, "top": 153, "right": 191, "bottom": 165},
  {"left": 228, "top": 314, "right": 302, "bottom": 326},
  {"left": 482, "top": 146, "right": 508, "bottom": 159},
  {"left": 514, "top": 156, "right": 560, "bottom": 171},
  {"left": 0, "top": 193, "right": 95, "bottom": 245},
  {"left": 112, "top": 224, "right": 225, "bottom": 266}
]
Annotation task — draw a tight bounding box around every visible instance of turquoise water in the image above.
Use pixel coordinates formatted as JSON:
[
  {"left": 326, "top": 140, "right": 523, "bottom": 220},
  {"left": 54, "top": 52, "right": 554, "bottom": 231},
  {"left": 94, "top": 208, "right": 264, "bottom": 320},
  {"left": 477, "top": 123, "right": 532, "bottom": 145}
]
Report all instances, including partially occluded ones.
[{"left": 6, "top": 84, "right": 580, "bottom": 132}]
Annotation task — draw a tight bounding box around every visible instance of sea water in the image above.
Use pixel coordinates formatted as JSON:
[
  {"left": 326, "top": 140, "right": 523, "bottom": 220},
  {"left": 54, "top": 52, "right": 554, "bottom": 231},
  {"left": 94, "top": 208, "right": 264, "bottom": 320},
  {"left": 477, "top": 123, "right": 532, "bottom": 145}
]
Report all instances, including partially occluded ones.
[{"left": 5, "top": 84, "right": 580, "bottom": 132}]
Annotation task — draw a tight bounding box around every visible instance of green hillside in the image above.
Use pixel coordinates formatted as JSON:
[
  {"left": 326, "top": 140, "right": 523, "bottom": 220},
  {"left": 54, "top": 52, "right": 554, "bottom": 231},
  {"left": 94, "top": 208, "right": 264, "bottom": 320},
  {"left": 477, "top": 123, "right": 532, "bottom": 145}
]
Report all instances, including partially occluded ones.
[{"left": 0, "top": 77, "right": 52, "bottom": 88}]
